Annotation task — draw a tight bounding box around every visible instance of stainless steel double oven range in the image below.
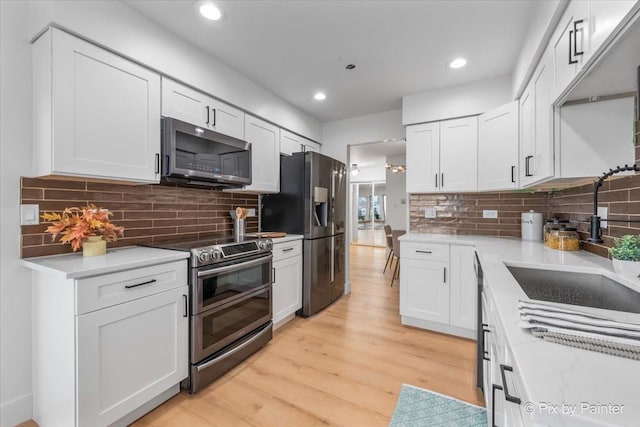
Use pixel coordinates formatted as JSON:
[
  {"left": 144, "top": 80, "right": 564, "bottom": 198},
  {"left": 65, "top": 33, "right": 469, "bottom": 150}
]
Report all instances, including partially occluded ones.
[{"left": 151, "top": 236, "right": 274, "bottom": 393}]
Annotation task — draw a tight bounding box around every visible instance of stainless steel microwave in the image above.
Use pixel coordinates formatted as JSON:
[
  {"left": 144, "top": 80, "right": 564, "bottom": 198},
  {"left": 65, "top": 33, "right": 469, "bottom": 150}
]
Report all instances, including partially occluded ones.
[{"left": 161, "top": 117, "right": 251, "bottom": 188}]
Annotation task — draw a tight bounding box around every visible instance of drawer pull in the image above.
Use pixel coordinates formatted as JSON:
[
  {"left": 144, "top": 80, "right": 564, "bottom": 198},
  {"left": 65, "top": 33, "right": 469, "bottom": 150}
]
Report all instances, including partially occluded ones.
[
  {"left": 282, "top": 247, "right": 294, "bottom": 252},
  {"left": 183, "top": 294, "right": 188, "bottom": 318},
  {"left": 124, "top": 279, "right": 157, "bottom": 289},
  {"left": 499, "top": 364, "right": 522, "bottom": 404},
  {"left": 415, "top": 250, "right": 432, "bottom": 254}
]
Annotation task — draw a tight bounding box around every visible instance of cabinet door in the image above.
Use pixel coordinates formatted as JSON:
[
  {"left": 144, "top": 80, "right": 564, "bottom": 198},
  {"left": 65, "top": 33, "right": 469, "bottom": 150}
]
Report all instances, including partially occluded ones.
[
  {"left": 478, "top": 101, "right": 519, "bottom": 191},
  {"left": 406, "top": 122, "right": 440, "bottom": 193},
  {"left": 280, "top": 129, "right": 304, "bottom": 155},
  {"left": 449, "top": 245, "right": 476, "bottom": 330},
  {"left": 161, "top": 77, "right": 211, "bottom": 128},
  {"left": 588, "top": 1, "right": 637, "bottom": 62},
  {"left": 210, "top": 99, "right": 245, "bottom": 139},
  {"left": 242, "top": 115, "right": 280, "bottom": 193},
  {"left": 532, "top": 55, "right": 554, "bottom": 184},
  {"left": 400, "top": 259, "right": 449, "bottom": 324},
  {"left": 272, "top": 255, "right": 303, "bottom": 324},
  {"left": 51, "top": 29, "right": 161, "bottom": 183},
  {"left": 77, "top": 286, "right": 188, "bottom": 427},
  {"left": 439, "top": 116, "right": 478, "bottom": 192},
  {"left": 303, "top": 140, "right": 321, "bottom": 153},
  {"left": 519, "top": 83, "right": 535, "bottom": 186},
  {"left": 551, "top": 1, "right": 589, "bottom": 98}
]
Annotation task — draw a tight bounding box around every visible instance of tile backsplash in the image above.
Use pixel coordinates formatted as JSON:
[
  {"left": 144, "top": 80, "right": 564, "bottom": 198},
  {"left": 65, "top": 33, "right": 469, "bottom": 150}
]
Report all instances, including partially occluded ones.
[
  {"left": 20, "top": 178, "right": 258, "bottom": 258},
  {"left": 409, "top": 192, "right": 549, "bottom": 237}
]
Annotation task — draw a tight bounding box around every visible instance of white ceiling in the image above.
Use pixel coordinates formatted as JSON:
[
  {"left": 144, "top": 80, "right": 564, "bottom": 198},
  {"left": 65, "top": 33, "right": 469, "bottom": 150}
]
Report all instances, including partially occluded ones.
[
  {"left": 350, "top": 139, "right": 406, "bottom": 168},
  {"left": 123, "top": 0, "right": 537, "bottom": 123}
]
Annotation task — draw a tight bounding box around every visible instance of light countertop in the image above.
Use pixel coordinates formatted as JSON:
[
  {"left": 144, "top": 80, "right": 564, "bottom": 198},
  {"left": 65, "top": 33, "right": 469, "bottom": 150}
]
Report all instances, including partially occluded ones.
[
  {"left": 270, "top": 234, "right": 303, "bottom": 244},
  {"left": 21, "top": 246, "right": 189, "bottom": 279},
  {"left": 400, "top": 233, "right": 640, "bottom": 427}
]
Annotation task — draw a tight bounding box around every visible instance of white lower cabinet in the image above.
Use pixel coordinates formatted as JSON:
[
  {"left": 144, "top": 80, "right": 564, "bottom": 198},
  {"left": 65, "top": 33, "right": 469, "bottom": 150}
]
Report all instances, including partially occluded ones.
[
  {"left": 272, "top": 240, "right": 303, "bottom": 327},
  {"left": 31, "top": 259, "right": 189, "bottom": 427},
  {"left": 399, "top": 241, "right": 476, "bottom": 338},
  {"left": 400, "top": 258, "right": 449, "bottom": 323},
  {"left": 77, "top": 287, "right": 188, "bottom": 426}
]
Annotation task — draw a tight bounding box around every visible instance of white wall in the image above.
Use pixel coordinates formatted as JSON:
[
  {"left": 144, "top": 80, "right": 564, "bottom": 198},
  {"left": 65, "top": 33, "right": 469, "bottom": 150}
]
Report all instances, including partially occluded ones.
[
  {"left": 511, "top": 0, "right": 567, "bottom": 99},
  {"left": 322, "top": 109, "right": 404, "bottom": 164},
  {"left": 0, "top": 2, "right": 34, "bottom": 425},
  {"left": 28, "top": 0, "right": 322, "bottom": 142},
  {"left": 350, "top": 166, "right": 386, "bottom": 183},
  {"left": 402, "top": 74, "right": 513, "bottom": 126},
  {"left": 384, "top": 154, "right": 407, "bottom": 231}
]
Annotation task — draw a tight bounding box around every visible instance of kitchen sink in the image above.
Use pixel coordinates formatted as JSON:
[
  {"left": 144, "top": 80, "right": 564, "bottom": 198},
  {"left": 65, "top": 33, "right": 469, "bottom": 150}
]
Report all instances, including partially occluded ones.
[{"left": 506, "top": 266, "right": 640, "bottom": 314}]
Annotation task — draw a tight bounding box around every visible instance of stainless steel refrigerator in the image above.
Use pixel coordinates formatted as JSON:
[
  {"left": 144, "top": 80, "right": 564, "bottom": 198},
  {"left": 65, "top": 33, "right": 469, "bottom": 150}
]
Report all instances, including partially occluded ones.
[{"left": 262, "top": 151, "right": 346, "bottom": 317}]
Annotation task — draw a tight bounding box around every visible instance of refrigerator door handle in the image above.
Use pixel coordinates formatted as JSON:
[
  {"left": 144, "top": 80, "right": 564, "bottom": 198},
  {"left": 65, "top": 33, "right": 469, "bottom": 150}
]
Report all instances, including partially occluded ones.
[{"left": 330, "top": 236, "right": 335, "bottom": 283}]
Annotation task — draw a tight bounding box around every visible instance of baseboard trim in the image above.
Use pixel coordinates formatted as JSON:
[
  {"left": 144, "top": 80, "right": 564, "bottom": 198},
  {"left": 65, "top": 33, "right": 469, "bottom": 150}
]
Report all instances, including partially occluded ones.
[
  {"left": 0, "top": 393, "right": 32, "bottom": 427},
  {"left": 401, "top": 316, "right": 476, "bottom": 340}
]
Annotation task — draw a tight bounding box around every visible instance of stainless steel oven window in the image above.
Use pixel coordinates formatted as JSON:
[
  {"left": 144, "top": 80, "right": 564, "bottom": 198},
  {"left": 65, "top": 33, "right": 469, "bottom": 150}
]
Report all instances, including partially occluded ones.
[
  {"left": 192, "top": 287, "right": 272, "bottom": 362},
  {"left": 193, "top": 254, "right": 272, "bottom": 313}
]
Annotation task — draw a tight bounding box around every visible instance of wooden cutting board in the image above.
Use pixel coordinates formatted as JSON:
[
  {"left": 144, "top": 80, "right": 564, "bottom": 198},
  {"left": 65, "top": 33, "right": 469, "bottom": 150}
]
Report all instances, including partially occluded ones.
[{"left": 254, "top": 232, "right": 288, "bottom": 238}]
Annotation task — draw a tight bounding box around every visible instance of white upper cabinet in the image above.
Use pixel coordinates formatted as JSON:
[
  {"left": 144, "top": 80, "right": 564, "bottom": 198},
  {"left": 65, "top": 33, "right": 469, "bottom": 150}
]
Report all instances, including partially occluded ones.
[
  {"left": 33, "top": 28, "right": 161, "bottom": 183},
  {"left": 587, "top": 1, "right": 638, "bottom": 62},
  {"left": 303, "top": 139, "right": 321, "bottom": 153},
  {"left": 439, "top": 116, "right": 478, "bottom": 192},
  {"left": 279, "top": 130, "right": 320, "bottom": 155},
  {"left": 161, "top": 77, "right": 245, "bottom": 140},
  {"left": 519, "top": 51, "right": 554, "bottom": 187},
  {"left": 406, "top": 122, "right": 440, "bottom": 193},
  {"left": 240, "top": 115, "right": 280, "bottom": 193},
  {"left": 551, "top": 1, "right": 590, "bottom": 99},
  {"left": 478, "top": 101, "right": 519, "bottom": 191},
  {"left": 406, "top": 117, "right": 478, "bottom": 193},
  {"left": 280, "top": 129, "right": 304, "bottom": 155}
]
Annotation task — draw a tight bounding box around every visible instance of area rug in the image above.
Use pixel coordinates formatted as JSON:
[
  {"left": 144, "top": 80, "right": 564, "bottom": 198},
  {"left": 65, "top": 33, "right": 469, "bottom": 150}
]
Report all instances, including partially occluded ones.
[{"left": 389, "top": 384, "right": 487, "bottom": 427}]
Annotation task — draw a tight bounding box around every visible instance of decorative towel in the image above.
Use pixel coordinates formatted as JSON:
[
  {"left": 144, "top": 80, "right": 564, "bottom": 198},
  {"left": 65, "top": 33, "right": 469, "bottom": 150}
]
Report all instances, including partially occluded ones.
[{"left": 518, "top": 300, "right": 640, "bottom": 360}]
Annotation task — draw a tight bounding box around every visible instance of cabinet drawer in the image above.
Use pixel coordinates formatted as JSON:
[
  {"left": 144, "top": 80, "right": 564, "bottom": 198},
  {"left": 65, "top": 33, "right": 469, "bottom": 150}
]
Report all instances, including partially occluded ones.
[
  {"left": 273, "top": 240, "right": 302, "bottom": 261},
  {"left": 76, "top": 260, "right": 188, "bottom": 314},
  {"left": 402, "top": 242, "right": 449, "bottom": 262}
]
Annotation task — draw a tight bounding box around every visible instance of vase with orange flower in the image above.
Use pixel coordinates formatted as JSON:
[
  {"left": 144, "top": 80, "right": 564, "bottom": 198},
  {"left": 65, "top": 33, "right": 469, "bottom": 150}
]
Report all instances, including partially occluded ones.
[{"left": 42, "top": 204, "right": 124, "bottom": 256}]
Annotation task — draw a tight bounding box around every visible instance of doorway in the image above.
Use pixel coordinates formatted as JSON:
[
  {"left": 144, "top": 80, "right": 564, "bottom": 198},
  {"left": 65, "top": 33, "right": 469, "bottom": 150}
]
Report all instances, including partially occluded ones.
[{"left": 351, "top": 182, "right": 387, "bottom": 247}]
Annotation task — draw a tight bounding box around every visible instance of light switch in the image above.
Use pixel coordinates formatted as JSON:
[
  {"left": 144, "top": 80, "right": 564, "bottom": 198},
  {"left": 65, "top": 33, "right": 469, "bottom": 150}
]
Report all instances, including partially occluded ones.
[{"left": 21, "top": 204, "right": 40, "bottom": 225}]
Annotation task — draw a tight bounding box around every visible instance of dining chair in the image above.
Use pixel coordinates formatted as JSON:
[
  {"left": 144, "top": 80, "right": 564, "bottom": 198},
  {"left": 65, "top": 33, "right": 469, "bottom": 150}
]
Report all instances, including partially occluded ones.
[{"left": 383, "top": 224, "right": 394, "bottom": 273}]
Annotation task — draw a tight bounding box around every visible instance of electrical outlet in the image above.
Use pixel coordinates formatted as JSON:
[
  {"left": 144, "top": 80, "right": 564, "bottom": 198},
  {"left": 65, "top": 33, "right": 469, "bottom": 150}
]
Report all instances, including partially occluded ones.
[
  {"left": 20, "top": 204, "right": 39, "bottom": 225},
  {"left": 247, "top": 208, "right": 256, "bottom": 217},
  {"left": 483, "top": 210, "right": 498, "bottom": 219},
  {"left": 424, "top": 208, "right": 437, "bottom": 219},
  {"left": 598, "top": 206, "right": 608, "bottom": 229}
]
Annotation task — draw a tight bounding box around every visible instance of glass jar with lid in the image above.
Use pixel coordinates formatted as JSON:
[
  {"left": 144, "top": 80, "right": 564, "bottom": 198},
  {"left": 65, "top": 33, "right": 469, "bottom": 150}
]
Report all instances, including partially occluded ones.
[
  {"left": 548, "top": 226, "right": 580, "bottom": 251},
  {"left": 544, "top": 218, "right": 571, "bottom": 247}
]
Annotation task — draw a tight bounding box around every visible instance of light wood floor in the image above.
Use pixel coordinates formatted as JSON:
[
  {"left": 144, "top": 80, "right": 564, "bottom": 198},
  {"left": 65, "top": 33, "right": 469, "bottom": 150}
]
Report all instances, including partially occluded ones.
[
  {"left": 19, "top": 245, "right": 482, "bottom": 427},
  {"left": 131, "top": 245, "right": 482, "bottom": 427},
  {"left": 352, "top": 229, "right": 387, "bottom": 247}
]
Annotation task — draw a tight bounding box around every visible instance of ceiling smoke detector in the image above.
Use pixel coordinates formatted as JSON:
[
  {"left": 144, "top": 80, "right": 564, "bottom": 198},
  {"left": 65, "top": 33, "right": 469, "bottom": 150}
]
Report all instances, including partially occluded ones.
[{"left": 345, "top": 64, "right": 356, "bottom": 70}]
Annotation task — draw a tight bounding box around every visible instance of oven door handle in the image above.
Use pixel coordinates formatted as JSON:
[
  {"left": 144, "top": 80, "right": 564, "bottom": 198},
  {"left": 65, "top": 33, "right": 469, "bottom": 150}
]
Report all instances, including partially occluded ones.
[
  {"left": 196, "top": 322, "right": 272, "bottom": 371},
  {"left": 197, "top": 254, "right": 273, "bottom": 278}
]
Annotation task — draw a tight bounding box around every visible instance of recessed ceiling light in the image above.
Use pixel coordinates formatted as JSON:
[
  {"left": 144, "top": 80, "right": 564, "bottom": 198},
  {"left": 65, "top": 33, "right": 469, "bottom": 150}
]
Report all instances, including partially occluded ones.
[
  {"left": 314, "top": 92, "right": 327, "bottom": 101},
  {"left": 449, "top": 58, "right": 467, "bottom": 69},
  {"left": 198, "top": 1, "right": 222, "bottom": 21}
]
